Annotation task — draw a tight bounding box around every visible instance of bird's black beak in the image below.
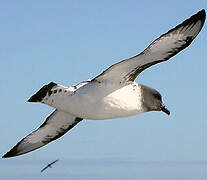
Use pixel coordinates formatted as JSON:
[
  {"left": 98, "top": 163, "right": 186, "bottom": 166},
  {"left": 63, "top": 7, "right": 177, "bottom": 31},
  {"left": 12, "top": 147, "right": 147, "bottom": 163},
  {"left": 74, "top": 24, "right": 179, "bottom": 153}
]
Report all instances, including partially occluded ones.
[{"left": 161, "top": 105, "right": 170, "bottom": 115}]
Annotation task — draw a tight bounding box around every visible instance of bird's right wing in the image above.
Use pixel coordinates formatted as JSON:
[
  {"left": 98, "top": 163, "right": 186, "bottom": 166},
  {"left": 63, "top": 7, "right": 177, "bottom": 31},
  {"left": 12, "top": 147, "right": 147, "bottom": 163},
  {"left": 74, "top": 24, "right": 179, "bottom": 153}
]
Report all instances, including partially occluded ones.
[
  {"left": 2, "top": 110, "right": 83, "bottom": 158},
  {"left": 93, "top": 10, "right": 205, "bottom": 84}
]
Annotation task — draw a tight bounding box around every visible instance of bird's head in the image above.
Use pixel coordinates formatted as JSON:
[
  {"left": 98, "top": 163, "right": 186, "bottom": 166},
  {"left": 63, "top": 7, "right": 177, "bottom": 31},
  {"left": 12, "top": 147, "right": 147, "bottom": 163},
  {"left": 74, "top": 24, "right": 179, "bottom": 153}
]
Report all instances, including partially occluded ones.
[{"left": 140, "top": 84, "right": 170, "bottom": 115}]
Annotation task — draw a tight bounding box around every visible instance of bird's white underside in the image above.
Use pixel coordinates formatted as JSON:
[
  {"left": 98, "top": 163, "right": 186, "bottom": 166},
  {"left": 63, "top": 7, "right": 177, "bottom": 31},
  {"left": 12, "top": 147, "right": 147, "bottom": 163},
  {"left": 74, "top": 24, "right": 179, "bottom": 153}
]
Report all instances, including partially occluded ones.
[{"left": 43, "top": 82, "right": 144, "bottom": 120}]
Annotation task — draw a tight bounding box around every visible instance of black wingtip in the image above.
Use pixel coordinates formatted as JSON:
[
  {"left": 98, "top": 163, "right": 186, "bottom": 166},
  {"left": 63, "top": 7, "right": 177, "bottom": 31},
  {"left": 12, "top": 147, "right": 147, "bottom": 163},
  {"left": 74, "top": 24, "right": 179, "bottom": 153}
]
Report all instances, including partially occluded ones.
[
  {"left": 2, "top": 142, "right": 22, "bottom": 158},
  {"left": 164, "top": 9, "right": 206, "bottom": 48},
  {"left": 2, "top": 154, "right": 7, "bottom": 158},
  {"left": 190, "top": 9, "right": 206, "bottom": 27},
  {"left": 195, "top": 9, "right": 206, "bottom": 22},
  {"left": 199, "top": 9, "right": 206, "bottom": 16},
  {"left": 177, "top": 9, "right": 206, "bottom": 32},
  {"left": 2, "top": 150, "right": 16, "bottom": 158},
  {"left": 28, "top": 82, "right": 57, "bottom": 102},
  {"left": 2, "top": 153, "right": 10, "bottom": 158}
]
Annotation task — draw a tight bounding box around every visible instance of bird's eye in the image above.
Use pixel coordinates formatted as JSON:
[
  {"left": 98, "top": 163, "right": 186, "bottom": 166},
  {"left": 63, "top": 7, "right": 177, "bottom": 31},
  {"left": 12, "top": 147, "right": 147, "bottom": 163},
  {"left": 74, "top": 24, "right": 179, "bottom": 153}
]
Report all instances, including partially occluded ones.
[{"left": 153, "top": 93, "right": 162, "bottom": 100}]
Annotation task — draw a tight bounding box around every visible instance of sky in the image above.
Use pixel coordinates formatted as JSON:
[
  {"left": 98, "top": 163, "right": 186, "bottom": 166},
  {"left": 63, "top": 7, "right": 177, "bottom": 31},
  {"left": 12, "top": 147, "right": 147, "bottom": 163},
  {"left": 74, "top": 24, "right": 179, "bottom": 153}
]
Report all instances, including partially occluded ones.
[{"left": 0, "top": 1, "right": 207, "bottom": 179}]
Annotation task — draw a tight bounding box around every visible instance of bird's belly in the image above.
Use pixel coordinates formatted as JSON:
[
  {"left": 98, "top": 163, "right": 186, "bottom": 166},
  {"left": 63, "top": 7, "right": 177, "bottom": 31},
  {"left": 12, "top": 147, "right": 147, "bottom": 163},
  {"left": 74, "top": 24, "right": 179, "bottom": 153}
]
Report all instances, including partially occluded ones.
[
  {"left": 44, "top": 82, "right": 144, "bottom": 120},
  {"left": 60, "top": 84, "right": 143, "bottom": 120},
  {"left": 67, "top": 96, "right": 140, "bottom": 120}
]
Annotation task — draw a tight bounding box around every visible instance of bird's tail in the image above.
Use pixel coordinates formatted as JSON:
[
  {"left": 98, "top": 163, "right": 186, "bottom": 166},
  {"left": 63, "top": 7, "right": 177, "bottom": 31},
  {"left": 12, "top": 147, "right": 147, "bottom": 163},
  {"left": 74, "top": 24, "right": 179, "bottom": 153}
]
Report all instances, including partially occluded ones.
[
  {"left": 28, "top": 82, "right": 58, "bottom": 103},
  {"left": 28, "top": 82, "right": 70, "bottom": 107}
]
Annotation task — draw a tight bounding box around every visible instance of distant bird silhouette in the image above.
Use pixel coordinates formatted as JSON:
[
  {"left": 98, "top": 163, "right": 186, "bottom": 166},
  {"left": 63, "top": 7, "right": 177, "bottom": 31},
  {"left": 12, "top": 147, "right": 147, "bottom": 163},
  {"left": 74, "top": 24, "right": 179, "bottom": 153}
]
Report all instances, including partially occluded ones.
[{"left": 40, "top": 159, "right": 59, "bottom": 173}]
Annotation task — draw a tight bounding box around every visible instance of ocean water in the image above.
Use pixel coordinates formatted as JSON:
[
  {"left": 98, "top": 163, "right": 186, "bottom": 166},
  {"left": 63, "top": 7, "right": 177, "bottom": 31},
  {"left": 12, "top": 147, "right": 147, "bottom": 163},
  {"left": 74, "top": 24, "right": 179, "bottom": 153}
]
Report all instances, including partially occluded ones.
[{"left": 1, "top": 157, "right": 207, "bottom": 180}]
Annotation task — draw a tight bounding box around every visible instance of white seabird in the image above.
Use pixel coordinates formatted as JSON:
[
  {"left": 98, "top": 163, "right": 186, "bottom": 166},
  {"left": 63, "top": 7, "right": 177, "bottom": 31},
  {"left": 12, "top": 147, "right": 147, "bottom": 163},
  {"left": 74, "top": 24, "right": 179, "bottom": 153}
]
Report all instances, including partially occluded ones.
[{"left": 2, "top": 9, "right": 206, "bottom": 158}]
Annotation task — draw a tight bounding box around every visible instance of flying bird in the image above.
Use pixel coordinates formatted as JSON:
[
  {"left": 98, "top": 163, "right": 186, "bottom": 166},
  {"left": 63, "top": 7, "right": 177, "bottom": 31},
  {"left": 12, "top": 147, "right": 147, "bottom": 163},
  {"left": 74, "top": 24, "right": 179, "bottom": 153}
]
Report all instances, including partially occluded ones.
[
  {"left": 2, "top": 9, "right": 206, "bottom": 158},
  {"left": 40, "top": 159, "right": 59, "bottom": 173}
]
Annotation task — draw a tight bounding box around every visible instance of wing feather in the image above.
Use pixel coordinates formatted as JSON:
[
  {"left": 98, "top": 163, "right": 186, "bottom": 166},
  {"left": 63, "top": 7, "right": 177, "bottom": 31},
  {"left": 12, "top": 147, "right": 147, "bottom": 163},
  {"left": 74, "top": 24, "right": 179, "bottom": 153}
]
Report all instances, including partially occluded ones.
[{"left": 93, "top": 10, "right": 205, "bottom": 83}]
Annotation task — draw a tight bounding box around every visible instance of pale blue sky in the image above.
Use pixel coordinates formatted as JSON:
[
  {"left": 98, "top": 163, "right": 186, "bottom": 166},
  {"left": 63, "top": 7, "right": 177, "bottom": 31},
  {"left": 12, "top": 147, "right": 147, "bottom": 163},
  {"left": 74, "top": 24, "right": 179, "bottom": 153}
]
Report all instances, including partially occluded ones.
[{"left": 1, "top": 1, "right": 207, "bottom": 179}]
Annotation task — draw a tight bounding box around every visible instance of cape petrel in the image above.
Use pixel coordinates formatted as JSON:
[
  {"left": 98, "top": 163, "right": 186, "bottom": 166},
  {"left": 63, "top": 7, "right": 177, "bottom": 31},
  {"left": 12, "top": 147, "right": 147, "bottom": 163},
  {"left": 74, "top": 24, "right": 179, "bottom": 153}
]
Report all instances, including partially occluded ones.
[{"left": 2, "top": 9, "right": 206, "bottom": 158}]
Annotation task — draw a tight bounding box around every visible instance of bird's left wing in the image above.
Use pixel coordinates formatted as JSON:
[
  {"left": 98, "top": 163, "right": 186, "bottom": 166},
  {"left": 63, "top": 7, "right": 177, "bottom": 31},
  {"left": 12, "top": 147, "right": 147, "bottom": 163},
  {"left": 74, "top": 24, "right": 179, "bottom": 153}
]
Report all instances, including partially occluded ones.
[
  {"left": 2, "top": 110, "right": 82, "bottom": 158},
  {"left": 93, "top": 9, "right": 205, "bottom": 84}
]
